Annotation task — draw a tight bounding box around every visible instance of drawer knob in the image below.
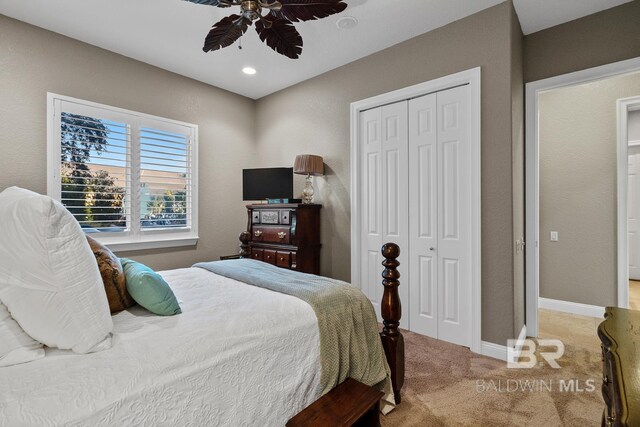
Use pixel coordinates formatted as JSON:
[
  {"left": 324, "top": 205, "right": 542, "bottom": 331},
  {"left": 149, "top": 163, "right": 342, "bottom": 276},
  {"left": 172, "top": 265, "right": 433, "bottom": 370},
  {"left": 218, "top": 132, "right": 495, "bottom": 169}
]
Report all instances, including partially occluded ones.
[
  {"left": 278, "top": 232, "right": 286, "bottom": 239},
  {"left": 280, "top": 257, "right": 284, "bottom": 261},
  {"left": 254, "top": 230, "right": 263, "bottom": 237}
]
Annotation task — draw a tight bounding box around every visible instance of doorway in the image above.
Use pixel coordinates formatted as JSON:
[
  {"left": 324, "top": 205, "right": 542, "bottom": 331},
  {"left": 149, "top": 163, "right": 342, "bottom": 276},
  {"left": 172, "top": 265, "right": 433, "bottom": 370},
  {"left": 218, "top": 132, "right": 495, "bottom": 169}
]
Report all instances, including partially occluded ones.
[
  {"left": 525, "top": 57, "right": 640, "bottom": 337},
  {"left": 621, "top": 98, "right": 640, "bottom": 309}
]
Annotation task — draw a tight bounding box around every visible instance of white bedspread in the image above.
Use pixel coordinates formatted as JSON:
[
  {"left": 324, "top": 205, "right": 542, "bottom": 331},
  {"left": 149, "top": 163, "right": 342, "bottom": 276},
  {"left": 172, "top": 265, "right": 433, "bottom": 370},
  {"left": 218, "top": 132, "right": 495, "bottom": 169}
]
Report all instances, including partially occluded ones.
[{"left": 0, "top": 268, "right": 321, "bottom": 426}]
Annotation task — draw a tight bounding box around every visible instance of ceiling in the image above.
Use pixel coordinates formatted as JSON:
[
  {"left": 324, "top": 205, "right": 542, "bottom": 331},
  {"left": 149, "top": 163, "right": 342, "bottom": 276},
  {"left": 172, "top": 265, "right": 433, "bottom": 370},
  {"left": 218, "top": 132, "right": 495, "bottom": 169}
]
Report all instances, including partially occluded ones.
[{"left": 0, "top": 0, "right": 632, "bottom": 99}]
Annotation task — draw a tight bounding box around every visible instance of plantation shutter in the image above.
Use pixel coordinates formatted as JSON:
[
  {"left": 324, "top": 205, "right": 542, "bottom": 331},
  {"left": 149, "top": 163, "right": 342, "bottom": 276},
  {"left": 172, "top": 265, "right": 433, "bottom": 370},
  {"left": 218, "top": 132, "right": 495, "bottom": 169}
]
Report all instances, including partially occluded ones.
[
  {"left": 58, "top": 111, "right": 131, "bottom": 233},
  {"left": 49, "top": 94, "right": 198, "bottom": 249},
  {"left": 138, "top": 126, "right": 193, "bottom": 230}
]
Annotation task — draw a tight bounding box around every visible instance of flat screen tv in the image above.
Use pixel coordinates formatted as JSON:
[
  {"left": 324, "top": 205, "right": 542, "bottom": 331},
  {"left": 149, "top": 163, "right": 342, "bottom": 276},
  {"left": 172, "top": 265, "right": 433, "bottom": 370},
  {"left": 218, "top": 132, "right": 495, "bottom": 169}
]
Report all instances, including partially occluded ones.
[{"left": 243, "top": 167, "right": 294, "bottom": 201}]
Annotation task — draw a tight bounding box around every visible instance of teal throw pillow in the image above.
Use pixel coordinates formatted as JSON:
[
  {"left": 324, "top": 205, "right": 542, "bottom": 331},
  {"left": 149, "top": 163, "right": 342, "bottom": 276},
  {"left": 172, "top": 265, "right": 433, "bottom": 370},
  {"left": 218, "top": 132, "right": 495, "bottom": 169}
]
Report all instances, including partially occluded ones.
[{"left": 120, "top": 258, "right": 182, "bottom": 316}]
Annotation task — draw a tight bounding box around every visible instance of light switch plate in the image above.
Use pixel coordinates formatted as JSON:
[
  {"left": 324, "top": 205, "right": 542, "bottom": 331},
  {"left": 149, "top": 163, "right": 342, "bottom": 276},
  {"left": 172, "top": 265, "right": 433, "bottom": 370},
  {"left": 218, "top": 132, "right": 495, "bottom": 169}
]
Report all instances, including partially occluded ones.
[{"left": 550, "top": 231, "right": 559, "bottom": 242}]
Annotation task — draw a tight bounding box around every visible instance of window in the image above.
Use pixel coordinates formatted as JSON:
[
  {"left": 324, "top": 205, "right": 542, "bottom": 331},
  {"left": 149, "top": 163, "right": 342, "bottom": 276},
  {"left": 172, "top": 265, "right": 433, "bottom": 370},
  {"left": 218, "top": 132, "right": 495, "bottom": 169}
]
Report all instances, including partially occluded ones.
[{"left": 47, "top": 93, "right": 198, "bottom": 251}]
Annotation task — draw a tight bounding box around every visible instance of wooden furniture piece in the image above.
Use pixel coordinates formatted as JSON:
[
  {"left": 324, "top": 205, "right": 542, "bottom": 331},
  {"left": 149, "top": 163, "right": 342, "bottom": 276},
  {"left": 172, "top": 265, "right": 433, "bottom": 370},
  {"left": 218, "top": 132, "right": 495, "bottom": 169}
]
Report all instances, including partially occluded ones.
[
  {"left": 598, "top": 307, "right": 640, "bottom": 427},
  {"left": 286, "top": 378, "right": 384, "bottom": 427},
  {"left": 245, "top": 203, "right": 321, "bottom": 275}
]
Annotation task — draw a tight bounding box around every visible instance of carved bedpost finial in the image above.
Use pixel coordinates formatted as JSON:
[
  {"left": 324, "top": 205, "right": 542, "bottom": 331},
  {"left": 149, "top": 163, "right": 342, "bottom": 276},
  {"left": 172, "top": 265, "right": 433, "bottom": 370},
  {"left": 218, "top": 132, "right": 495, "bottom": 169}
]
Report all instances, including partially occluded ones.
[
  {"left": 380, "top": 242, "right": 405, "bottom": 404},
  {"left": 239, "top": 231, "right": 251, "bottom": 258}
]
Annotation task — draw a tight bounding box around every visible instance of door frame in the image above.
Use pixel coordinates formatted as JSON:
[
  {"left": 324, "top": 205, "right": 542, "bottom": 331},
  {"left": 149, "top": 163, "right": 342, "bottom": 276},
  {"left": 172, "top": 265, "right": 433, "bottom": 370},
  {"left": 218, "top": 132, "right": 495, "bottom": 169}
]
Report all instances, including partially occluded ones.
[
  {"left": 525, "top": 57, "right": 640, "bottom": 337},
  {"left": 350, "top": 67, "right": 482, "bottom": 354},
  {"left": 618, "top": 95, "right": 640, "bottom": 304}
]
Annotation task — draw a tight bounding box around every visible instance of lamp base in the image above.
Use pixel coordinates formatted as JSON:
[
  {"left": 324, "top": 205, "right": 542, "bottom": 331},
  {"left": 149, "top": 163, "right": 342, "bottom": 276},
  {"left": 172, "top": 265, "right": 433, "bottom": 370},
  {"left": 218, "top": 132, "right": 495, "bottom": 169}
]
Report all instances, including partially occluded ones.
[{"left": 302, "top": 175, "right": 314, "bottom": 204}]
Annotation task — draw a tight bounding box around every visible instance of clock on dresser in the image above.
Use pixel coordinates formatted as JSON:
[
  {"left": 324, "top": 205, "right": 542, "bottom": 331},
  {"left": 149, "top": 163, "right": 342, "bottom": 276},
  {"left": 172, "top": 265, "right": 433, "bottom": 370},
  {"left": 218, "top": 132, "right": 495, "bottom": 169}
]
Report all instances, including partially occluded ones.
[{"left": 245, "top": 203, "right": 321, "bottom": 275}]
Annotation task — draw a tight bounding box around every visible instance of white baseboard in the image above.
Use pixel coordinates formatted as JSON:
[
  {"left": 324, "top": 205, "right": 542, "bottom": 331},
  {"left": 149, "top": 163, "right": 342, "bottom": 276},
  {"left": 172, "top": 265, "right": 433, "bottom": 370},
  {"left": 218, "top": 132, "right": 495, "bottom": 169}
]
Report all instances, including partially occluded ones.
[
  {"left": 481, "top": 341, "right": 507, "bottom": 361},
  {"left": 481, "top": 324, "right": 527, "bottom": 362},
  {"left": 538, "top": 297, "right": 605, "bottom": 318}
]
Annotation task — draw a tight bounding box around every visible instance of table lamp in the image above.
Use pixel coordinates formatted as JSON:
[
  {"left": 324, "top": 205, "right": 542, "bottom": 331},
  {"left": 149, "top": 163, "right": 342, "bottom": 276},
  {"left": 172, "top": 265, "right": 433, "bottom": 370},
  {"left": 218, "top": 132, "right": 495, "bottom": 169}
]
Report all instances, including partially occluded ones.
[{"left": 293, "top": 154, "right": 324, "bottom": 204}]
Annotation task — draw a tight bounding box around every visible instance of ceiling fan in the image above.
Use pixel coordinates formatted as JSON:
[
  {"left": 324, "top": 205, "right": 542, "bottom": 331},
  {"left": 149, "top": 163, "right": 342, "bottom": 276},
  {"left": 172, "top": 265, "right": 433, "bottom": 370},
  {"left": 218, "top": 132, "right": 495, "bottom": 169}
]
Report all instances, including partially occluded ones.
[{"left": 184, "top": 0, "right": 348, "bottom": 59}]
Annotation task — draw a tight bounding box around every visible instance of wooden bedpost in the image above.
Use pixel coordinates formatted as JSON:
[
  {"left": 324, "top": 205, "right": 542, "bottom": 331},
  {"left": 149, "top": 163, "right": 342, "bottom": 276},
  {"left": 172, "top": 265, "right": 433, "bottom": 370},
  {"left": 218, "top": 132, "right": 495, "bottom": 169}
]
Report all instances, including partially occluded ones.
[
  {"left": 239, "top": 231, "right": 251, "bottom": 258},
  {"left": 380, "top": 243, "right": 405, "bottom": 404}
]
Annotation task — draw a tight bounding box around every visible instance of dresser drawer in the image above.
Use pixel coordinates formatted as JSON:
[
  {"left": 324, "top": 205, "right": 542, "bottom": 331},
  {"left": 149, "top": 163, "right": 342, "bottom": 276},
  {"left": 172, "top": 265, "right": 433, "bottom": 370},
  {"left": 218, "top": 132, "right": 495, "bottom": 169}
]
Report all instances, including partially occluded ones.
[
  {"left": 252, "top": 226, "right": 290, "bottom": 244},
  {"left": 251, "top": 248, "right": 264, "bottom": 261},
  {"left": 263, "top": 249, "right": 277, "bottom": 265},
  {"left": 276, "top": 251, "right": 291, "bottom": 268}
]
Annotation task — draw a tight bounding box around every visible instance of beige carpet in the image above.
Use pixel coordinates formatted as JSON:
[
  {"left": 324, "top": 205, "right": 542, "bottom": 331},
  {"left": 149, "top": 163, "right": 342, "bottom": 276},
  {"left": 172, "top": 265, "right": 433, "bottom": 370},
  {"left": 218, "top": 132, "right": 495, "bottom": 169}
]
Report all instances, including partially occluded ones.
[
  {"left": 381, "top": 310, "right": 604, "bottom": 426},
  {"left": 630, "top": 280, "right": 640, "bottom": 310}
]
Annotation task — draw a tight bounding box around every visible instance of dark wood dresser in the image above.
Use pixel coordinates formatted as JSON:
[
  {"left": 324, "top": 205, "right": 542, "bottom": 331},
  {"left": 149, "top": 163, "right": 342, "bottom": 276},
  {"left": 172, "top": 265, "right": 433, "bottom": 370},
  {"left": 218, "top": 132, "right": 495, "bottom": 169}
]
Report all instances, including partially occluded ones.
[
  {"left": 598, "top": 307, "right": 640, "bottom": 426},
  {"left": 246, "top": 203, "right": 321, "bottom": 275}
]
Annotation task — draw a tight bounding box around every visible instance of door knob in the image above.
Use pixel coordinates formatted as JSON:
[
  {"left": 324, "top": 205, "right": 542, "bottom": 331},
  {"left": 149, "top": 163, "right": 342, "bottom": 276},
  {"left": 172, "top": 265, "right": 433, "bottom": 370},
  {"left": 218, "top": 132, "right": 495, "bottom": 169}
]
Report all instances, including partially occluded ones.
[{"left": 430, "top": 247, "right": 436, "bottom": 251}]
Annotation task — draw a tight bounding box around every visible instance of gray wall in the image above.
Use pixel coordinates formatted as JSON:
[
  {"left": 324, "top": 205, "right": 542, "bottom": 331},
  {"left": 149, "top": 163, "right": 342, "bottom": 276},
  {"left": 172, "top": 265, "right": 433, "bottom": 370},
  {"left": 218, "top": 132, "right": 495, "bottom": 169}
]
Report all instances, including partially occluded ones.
[
  {"left": 255, "top": 2, "right": 523, "bottom": 345},
  {"left": 524, "top": 0, "right": 640, "bottom": 83},
  {"left": 539, "top": 72, "right": 640, "bottom": 306},
  {"left": 0, "top": 15, "right": 257, "bottom": 272},
  {"left": 510, "top": 4, "right": 525, "bottom": 336}
]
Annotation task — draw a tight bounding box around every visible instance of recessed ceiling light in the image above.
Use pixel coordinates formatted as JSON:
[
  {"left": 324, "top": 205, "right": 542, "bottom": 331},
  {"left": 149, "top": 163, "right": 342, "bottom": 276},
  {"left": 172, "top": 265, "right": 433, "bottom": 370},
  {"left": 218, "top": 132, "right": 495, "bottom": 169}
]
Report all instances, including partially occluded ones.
[
  {"left": 242, "top": 67, "right": 257, "bottom": 75},
  {"left": 336, "top": 16, "right": 358, "bottom": 30}
]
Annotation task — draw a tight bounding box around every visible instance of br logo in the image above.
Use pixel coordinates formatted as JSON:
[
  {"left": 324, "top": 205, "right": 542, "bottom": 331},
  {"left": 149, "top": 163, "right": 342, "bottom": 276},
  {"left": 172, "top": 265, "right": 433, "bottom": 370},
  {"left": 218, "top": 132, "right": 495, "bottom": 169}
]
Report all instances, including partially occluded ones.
[{"left": 506, "top": 339, "right": 565, "bottom": 369}]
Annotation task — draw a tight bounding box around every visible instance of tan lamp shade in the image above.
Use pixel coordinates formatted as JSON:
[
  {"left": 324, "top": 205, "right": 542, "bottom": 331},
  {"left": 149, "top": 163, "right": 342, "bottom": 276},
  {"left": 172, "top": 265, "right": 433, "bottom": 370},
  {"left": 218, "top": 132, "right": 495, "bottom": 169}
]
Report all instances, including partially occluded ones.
[{"left": 293, "top": 154, "right": 324, "bottom": 176}]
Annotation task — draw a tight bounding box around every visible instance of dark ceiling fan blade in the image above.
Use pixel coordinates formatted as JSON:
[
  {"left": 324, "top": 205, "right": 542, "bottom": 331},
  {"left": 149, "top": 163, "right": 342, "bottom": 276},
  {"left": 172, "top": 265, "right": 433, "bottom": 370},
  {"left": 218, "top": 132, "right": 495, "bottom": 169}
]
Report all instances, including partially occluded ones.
[
  {"left": 270, "top": 0, "right": 347, "bottom": 22},
  {"left": 255, "top": 18, "right": 303, "bottom": 59},
  {"left": 203, "top": 14, "right": 251, "bottom": 52},
  {"left": 183, "top": 0, "right": 233, "bottom": 7}
]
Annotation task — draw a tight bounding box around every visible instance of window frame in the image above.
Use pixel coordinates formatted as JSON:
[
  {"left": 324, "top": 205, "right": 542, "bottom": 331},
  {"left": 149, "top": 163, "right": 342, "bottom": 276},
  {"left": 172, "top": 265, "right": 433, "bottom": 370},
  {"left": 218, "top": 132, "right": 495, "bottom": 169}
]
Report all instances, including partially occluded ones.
[{"left": 47, "top": 93, "right": 199, "bottom": 252}]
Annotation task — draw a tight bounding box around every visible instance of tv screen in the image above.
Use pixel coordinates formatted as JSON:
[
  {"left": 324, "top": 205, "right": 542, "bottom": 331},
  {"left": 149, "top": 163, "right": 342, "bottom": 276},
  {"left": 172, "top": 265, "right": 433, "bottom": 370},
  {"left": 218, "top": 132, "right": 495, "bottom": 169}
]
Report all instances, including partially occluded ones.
[{"left": 243, "top": 167, "right": 294, "bottom": 201}]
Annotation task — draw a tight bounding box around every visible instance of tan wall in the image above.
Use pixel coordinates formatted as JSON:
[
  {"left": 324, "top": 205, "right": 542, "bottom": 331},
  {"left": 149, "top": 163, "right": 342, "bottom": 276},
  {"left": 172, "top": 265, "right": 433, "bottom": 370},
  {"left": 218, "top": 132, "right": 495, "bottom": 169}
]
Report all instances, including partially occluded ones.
[
  {"left": 510, "top": 5, "right": 525, "bottom": 335},
  {"left": 255, "top": 2, "right": 520, "bottom": 345},
  {"left": 0, "top": 15, "right": 256, "bottom": 271},
  {"left": 524, "top": 0, "right": 640, "bottom": 83},
  {"left": 539, "top": 72, "right": 640, "bottom": 306}
]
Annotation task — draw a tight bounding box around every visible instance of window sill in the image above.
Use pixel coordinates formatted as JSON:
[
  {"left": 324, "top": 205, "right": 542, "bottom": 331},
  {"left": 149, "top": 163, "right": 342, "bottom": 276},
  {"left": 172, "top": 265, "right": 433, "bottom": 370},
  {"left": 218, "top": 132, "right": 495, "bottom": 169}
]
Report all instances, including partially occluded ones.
[{"left": 97, "top": 237, "right": 199, "bottom": 253}]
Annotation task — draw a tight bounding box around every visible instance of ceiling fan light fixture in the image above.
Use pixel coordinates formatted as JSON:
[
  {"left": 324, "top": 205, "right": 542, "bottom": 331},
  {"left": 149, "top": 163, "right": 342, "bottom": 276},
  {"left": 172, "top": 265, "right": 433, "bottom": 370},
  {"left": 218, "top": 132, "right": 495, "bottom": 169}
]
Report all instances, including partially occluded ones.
[
  {"left": 242, "top": 66, "right": 257, "bottom": 75},
  {"left": 185, "top": 0, "right": 348, "bottom": 59}
]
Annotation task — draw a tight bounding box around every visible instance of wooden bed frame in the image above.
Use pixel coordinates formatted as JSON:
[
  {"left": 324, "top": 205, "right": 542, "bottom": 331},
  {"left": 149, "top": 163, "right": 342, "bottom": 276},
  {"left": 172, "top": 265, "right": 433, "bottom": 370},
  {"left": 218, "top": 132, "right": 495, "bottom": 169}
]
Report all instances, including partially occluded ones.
[{"left": 237, "top": 231, "right": 405, "bottom": 403}]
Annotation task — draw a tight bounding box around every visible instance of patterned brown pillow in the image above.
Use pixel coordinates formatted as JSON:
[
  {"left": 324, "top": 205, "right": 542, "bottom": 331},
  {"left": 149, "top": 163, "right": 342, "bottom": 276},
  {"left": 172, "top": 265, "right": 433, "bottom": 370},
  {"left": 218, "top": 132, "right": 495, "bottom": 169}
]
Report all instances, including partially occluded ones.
[{"left": 86, "top": 235, "right": 135, "bottom": 313}]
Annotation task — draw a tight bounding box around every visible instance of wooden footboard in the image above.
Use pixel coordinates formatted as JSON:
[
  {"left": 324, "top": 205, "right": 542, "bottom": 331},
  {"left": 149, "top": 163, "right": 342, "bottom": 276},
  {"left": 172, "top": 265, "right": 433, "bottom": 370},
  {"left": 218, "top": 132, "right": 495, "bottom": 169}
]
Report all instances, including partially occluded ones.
[{"left": 236, "top": 232, "right": 405, "bottom": 404}]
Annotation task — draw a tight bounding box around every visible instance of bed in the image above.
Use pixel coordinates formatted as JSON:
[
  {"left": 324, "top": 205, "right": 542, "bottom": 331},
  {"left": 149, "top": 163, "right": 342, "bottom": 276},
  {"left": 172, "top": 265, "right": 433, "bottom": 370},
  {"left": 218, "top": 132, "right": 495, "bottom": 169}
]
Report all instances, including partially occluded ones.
[{"left": 0, "top": 238, "right": 405, "bottom": 426}]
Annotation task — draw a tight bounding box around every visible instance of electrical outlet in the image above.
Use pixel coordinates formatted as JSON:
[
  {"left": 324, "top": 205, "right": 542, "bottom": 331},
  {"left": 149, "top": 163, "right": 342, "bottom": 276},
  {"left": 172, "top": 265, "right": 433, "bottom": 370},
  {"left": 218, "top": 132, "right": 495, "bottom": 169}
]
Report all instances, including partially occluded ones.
[{"left": 550, "top": 231, "right": 559, "bottom": 242}]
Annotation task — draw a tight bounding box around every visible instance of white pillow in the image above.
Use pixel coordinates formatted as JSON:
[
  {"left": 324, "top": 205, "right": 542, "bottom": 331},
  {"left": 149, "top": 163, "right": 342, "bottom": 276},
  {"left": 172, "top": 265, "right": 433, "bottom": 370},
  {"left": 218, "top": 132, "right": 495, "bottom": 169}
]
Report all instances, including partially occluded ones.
[
  {"left": 0, "top": 187, "right": 112, "bottom": 353},
  {"left": 0, "top": 301, "right": 45, "bottom": 367}
]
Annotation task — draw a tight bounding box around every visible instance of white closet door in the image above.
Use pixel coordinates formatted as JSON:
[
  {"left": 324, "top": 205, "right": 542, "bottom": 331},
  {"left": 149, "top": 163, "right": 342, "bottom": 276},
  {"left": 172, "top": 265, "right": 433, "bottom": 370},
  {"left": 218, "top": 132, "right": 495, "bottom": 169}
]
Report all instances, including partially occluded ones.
[
  {"left": 381, "top": 102, "right": 410, "bottom": 328},
  {"left": 408, "top": 93, "right": 438, "bottom": 337},
  {"left": 360, "top": 107, "right": 384, "bottom": 317},
  {"left": 436, "top": 85, "right": 471, "bottom": 347}
]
